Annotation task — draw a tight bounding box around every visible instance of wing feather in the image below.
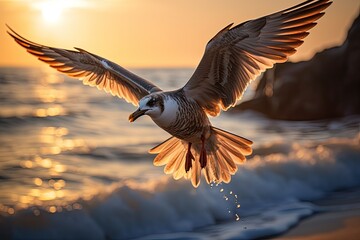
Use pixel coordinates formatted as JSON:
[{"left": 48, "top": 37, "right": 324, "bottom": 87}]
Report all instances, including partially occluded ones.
[
  {"left": 7, "top": 26, "right": 161, "bottom": 106},
  {"left": 183, "top": 0, "right": 331, "bottom": 116}
]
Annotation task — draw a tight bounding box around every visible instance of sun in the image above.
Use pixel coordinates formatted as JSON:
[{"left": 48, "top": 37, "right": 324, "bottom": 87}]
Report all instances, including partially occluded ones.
[
  {"left": 40, "top": 1, "right": 63, "bottom": 23},
  {"left": 33, "top": 0, "right": 91, "bottom": 24}
]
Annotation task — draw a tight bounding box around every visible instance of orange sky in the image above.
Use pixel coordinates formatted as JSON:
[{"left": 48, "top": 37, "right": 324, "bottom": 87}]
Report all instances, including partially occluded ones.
[{"left": 0, "top": 0, "right": 359, "bottom": 68}]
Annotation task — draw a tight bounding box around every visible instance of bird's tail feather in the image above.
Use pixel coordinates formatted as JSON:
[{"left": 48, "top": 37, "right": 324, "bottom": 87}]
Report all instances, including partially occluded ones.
[{"left": 149, "top": 127, "right": 253, "bottom": 187}]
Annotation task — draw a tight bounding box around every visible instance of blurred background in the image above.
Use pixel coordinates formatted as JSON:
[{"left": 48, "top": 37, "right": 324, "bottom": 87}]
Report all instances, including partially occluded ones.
[{"left": 0, "top": 1, "right": 359, "bottom": 239}]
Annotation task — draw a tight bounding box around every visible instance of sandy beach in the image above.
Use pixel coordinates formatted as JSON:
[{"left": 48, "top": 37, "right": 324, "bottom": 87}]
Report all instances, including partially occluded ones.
[
  {"left": 271, "top": 210, "right": 360, "bottom": 240},
  {"left": 270, "top": 189, "right": 360, "bottom": 240}
]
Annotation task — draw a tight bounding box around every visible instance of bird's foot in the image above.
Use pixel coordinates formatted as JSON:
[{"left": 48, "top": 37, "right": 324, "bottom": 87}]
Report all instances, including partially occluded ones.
[
  {"left": 199, "top": 136, "right": 207, "bottom": 168},
  {"left": 185, "top": 142, "right": 194, "bottom": 172}
]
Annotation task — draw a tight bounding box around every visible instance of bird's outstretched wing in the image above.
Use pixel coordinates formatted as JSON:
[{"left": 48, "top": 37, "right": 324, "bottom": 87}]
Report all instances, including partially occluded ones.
[
  {"left": 183, "top": 0, "right": 332, "bottom": 116},
  {"left": 7, "top": 26, "right": 161, "bottom": 106}
]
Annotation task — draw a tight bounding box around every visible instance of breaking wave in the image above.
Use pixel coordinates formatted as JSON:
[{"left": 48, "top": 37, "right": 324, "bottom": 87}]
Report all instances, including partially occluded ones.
[{"left": 3, "top": 134, "right": 359, "bottom": 240}]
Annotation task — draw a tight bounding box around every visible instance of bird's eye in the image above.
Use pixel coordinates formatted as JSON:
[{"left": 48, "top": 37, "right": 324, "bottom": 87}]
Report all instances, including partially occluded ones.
[{"left": 147, "top": 98, "right": 156, "bottom": 107}]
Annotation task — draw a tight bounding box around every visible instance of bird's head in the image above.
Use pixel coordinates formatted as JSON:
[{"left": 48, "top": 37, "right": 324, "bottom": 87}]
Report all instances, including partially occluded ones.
[{"left": 129, "top": 94, "right": 164, "bottom": 122}]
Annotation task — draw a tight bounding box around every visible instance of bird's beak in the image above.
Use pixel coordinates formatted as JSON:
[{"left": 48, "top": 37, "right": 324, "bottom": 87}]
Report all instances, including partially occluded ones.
[{"left": 129, "top": 108, "right": 148, "bottom": 122}]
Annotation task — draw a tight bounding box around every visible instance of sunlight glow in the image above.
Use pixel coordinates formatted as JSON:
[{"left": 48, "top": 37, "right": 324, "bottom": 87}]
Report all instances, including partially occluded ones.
[
  {"left": 33, "top": 0, "right": 91, "bottom": 24},
  {"left": 40, "top": 1, "right": 63, "bottom": 23}
]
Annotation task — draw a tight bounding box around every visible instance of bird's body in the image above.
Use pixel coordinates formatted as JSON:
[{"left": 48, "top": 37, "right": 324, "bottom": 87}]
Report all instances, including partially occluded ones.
[
  {"left": 7, "top": 0, "right": 332, "bottom": 187},
  {"left": 148, "top": 91, "right": 210, "bottom": 143}
]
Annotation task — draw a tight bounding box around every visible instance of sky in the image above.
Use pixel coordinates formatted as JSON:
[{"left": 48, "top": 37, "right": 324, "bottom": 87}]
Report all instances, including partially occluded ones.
[{"left": 0, "top": 0, "right": 359, "bottom": 68}]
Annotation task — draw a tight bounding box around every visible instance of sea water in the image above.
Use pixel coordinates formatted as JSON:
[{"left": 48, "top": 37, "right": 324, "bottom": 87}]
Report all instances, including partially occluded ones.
[{"left": 0, "top": 67, "right": 359, "bottom": 239}]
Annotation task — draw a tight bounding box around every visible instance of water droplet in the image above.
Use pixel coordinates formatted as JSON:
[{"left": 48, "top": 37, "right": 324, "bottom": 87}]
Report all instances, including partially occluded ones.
[
  {"left": 33, "top": 209, "right": 40, "bottom": 216},
  {"left": 73, "top": 203, "right": 82, "bottom": 210},
  {"left": 220, "top": 188, "right": 224, "bottom": 193},
  {"left": 49, "top": 206, "right": 56, "bottom": 213},
  {"left": 7, "top": 208, "right": 14, "bottom": 215},
  {"left": 234, "top": 194, "right": 238, "bottom": 199},
  {"left": 237, "top": 204, "right": 241, "bottom": 208},
  {"left": 235, "top": 214, "right": 240, "bottom": 221},
  {"left": 56, "top": 206, "right": 63, "bottom": 212},
  {"left": 230, "top": 191, "right": 233, "bottom": 195}
]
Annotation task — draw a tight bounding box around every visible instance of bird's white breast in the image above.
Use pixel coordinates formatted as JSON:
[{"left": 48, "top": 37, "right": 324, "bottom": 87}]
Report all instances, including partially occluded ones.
[{"left": 152, "top": 97, "right": 178, "bottom": 128}]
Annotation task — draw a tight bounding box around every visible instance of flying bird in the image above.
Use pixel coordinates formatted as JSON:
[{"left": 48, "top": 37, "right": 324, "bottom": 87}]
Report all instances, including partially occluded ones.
[{"left": 7, "top": 0, "right": 332, "bottom": 187}]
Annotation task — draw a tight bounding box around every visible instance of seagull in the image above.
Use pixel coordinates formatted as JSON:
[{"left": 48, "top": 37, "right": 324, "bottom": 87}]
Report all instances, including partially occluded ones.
[{"left": 7, "top": 0, "right": 332, "bottom": 187}]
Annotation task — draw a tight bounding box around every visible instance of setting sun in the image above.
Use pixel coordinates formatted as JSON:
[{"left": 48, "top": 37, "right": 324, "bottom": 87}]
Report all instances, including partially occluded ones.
[
  {"left": 39, "top": 1, "right": 63, "bottom": 23},
  {"left": 32, "top": 0, "right": 90, "bottom": 24}
]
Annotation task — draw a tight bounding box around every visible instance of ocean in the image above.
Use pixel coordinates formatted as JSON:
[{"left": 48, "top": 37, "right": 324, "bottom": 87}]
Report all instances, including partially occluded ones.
[{"left": 0, "top": 67, "right": 359, "bottom": 239}]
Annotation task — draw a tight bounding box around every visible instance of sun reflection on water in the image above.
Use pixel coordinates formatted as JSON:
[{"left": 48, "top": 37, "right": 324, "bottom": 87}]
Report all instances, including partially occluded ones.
[
  {"left": 36, "top": 87, "right": 66, "bottom": 103},
  {"left": 34, "top": 105, "right": 67, "bottom": 118},
  {"left": 0, "top": 125, "right": 93, "bottom": 216}
]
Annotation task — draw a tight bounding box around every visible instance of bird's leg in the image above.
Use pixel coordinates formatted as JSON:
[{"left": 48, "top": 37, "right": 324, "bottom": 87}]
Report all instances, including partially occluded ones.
[
  {"left": 185, "top": 142, "right": 194, "bottom": 172},
  {"left": 199, "top": 135, "right": 207, "bottom": 168}
]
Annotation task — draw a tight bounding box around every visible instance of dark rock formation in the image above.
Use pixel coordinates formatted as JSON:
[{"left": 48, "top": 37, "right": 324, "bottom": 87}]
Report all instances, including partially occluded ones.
[{"left": 233, "top": 14, "right": 360, "bottom": 120}]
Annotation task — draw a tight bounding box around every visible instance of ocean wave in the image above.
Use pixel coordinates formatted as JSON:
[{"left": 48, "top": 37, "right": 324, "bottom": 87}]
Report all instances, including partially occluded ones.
[{"left": 2, "top": 135, "right": 360, "bottom": 240}]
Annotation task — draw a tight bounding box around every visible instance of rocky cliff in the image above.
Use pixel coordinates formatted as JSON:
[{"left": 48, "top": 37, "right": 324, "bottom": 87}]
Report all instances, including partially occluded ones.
[{"left": 234, "top": 14, "right": 360, "bottom": 120}]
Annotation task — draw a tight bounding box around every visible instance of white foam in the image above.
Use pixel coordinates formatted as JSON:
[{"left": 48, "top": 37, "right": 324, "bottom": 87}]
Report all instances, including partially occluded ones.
[{"left": 6, "top": 135, "right": 360, "bottom": 240}]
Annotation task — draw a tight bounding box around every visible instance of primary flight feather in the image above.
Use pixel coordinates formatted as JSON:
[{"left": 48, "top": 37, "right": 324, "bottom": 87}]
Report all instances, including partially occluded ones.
[{"left": 8, "top": 0, "right": 332, "bottom": 187}]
